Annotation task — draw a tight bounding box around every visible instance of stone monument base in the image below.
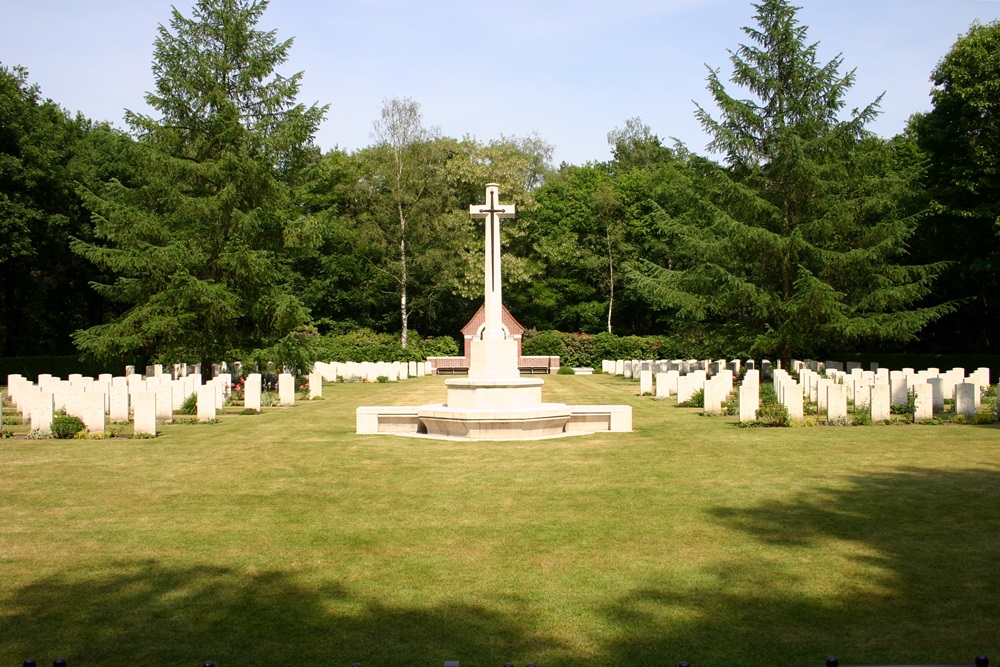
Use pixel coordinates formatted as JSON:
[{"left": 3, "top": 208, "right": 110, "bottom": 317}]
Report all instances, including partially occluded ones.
[{"left": 417, "top": 403, "right": 571, "bottom": 439}]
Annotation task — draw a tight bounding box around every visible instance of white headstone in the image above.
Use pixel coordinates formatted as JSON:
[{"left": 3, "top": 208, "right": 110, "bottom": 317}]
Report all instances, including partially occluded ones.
[
  {"left": 955, "top": 383, "right": 976, "bottom": 418},
  {"left": 197, "top": 384, "right": 217, "bottom": 422},
  {"left": 32, "top": 391, "right": 55, "bottom": 433},
  {"left": 639, "top": 370, "right": 653, "bottom": 396},
  {"left": 927, "top": 378, "right": 945, "bottom": 412},
  {"left": 703, "top": 377, "right": 723, "bottom": 415},
  {"left": 133, "top": 392, "right": 157, "bottom": 436},
  {"left": 109, "top": 384, "right": 130, "bottom": 423},
  {"left": 784, "top": 382, "right": 804, "bottom": 422},
  {"left": 278, "top": 373, "right": 295, "bottom": 405},
  {"left": 244, "top": 373, "right": 262, "bottom": 411},
  {"left": 308, "top": 372, "right": 322, "bottom": 399},
  {"left": 870, "top": 384, "right": 891, "bottom": 422},
  {"left": 155, "top": 385, "right": 173, "bottom": 422},
  {"left": 83, "top": 393, "right": 106, "bottom": 433},
  {"left": 912, "top": 383, "right": 933, "bottom": 421},
  {"left": 890, "top": 371, "right": 908, "bottom": 406},
  {"left": 826, "top": 383, "right": 847, "bottom": 423},
  {"left": 739, "top": 382, "right": 759, "bottom": 423}
]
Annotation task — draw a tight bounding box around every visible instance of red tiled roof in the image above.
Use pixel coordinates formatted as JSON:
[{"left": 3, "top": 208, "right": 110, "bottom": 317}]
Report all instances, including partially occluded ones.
[{"left": 460, "top": 305, "right": 526, "bottom": 336}]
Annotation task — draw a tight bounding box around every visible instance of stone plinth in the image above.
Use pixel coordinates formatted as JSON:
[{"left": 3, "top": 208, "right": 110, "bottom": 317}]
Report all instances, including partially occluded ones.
[
  {"left": 418, "top": 403, "right": 571, "bottom": 439},
  {"left": 417, "top": 377, "right": 571, "bottom": 439},
  {"left": 443, "top": 377, "right": 543, "bottom": 409}
]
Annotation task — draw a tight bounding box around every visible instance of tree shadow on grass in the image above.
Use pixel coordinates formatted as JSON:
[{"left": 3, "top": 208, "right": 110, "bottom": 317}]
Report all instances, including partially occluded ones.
[
  {"left": 0, "top": 560, "right": 566, "bottom": 667},
  {"left": 593, "top": 467, "right": 1000, "bottom": 667}
]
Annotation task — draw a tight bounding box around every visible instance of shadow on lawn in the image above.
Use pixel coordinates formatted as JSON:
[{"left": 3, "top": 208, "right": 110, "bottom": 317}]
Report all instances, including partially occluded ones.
[
  {"left": 0, "top": 560, "right": 565, "bottom": 667},
  {"left": 594, "top": 467, "right": 1000, "bottom": 667}
]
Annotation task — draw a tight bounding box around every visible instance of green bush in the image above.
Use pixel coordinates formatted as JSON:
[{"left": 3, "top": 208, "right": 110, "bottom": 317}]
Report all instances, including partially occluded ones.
[
  {"left": 52, "top": 415, "right": 85, "bottom": 439},
  {"left": 852, "top": 410, "right": 872, "bottom": 426},
  {"left": 180, "top": 392, "right": 198, "bottom": 415},
  {"left": 316, "top": 328, "right": 458, "bottom": 363},
  {"left": 522, "top": 330, "right": 690, "bottom": 369},
  {"left": 678, "top": 389, "right": 705, "bottom": 408},
  {"left": 754, "top": 401, "right": 789, "bottom": 427},
  {"left": 557, "top": 365, "right": 576, "bottom": 375}
]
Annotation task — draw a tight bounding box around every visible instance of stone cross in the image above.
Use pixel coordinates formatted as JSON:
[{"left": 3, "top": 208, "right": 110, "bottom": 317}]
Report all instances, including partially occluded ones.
[{"left": 469, "top": 183, "right": 515, "bottom": 341}]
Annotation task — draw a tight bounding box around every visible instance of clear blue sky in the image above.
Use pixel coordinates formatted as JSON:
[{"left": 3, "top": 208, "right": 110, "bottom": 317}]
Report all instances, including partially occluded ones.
[{"left": 3, "top": 0, "right": 999, "bottom": 166}]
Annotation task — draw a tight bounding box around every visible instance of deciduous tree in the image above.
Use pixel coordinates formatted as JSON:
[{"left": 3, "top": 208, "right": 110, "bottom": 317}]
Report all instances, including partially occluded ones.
[{"left": 909, "top": 20, "right": 1000, "bottom": 351}]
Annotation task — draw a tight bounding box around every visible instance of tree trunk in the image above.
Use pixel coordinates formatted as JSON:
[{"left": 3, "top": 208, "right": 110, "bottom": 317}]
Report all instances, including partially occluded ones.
[
  {"left": 399, "top": 202, "right": 408, "bottom": 349},
  {"left": 606, "top": 227, "right": 615, "bottom": 334}
]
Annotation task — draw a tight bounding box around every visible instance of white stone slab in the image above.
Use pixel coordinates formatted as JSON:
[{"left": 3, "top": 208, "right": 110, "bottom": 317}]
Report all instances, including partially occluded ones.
[
  {"left": 955, "top": 383, "right": 976, "bottom": 418},
  {"left": 826, "top": 384, "right": 847, "bottom": 423},
  {"left": 871, "top": 384, "right": 891, "bottom": 422},
  {"left": 913, "top": 383, "right": 933, "bottom": 421},
  {"left": 244, "top": 373, "right": 262, "bottom": 411},
  {"left": 739, "top": 383, "right": 759, "bottom": 423},
  {"left": 133, "top": 392, "right": 157, "bottom": 436},
  {"left": 83, "top": 393, "right": 106, "bottom": 433},
  {"left": 155, "top": 385, "right": 173, "bottom": 422},
  {"left": 703, "top": 377, "right": 723, "bottom": 415},
  {"left": 31, "top": 391, "right": 54, "bottom": 433},
  {"left": 197, "top": 384, "right": 217, "bottom": 422},
  {"left": 816, "top": 379, "right": 832, "bottom": 411},
  {"left": 784, "top": 383, "right": 804, "bottom": 422},
  {"left": 308, "top": 372, "right": 322, "bottom": 399},
  {"left": 639, "top": 370, "right": 653, "bottom": 396},
  {"left": 278, "top": 373, "right": 295, "bottom": 405},
  {"left": 890, "top": 371, "right": 908, "bottom": 406},
  {"left": 109, "top": 384, "right": 130, "bottom": 423}
]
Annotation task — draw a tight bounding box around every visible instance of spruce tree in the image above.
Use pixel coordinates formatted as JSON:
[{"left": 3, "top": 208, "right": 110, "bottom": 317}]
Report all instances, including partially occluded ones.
[
  {"left": 630, "top": 0, "right": 951, "bottom": 364},
  {"left": 72, "top": 0, "right": 326, "bottom": 367}
]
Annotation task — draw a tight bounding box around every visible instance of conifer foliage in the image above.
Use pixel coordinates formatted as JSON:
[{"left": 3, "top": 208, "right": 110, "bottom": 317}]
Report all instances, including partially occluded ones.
[
  {"left": 630, "top": 0, "right": 951, "bottom": 364},
  {"left": 72, "top": 0, "right": 326, "bottom": 365}
]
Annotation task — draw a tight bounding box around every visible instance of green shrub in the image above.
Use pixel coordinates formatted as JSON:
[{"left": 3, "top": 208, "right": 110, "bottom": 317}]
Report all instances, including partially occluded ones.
[
  {"left": 52, "top": 415, "right": 85, "bottom": 439},
  {"left": 919, "top": 417, "right": 945, "bottom": 425},
  {"left": 722, "top": 390, "right": 739, "bottom": 416},
  {"left": 1, "top": 429, "right": 13, "bottom": 439},
  {"left": 852, "top": 410, "right": 872, "bottom": 426},
  {"left": 240, "top": 408, "right": 261, "bottom": 416},
  {"left": 950, "top": 414, "right": 968, "bottom": 424},
  {"left": 972, "top": 411, "right": 995, "bottom": 425},
  {"left": 557, "top": 365, "right": 576, "bottom": 375},
  {"left": 376, "top": 375, "right": 389, "bottom": 383},
  {"left": 678, "top": 389, "right": 704, "bottom": 408},
  {"left": 754, "top": 401, "right": 789, "bottom": 427},
  {"left": 180, "top": 392, "right": 198, "bottom": 415},
  {"left": 26, "top": 429, "right": 52, "bottom": 440}
]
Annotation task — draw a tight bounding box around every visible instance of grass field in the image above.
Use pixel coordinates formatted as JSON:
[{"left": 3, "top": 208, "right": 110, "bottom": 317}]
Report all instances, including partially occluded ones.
[{"left": 1, "top": 374, "right": 998, "bottom": 667}]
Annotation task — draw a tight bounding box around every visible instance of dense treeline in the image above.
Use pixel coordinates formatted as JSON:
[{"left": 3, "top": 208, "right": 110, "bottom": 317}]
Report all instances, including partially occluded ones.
[{"left": 1, "top": 0, "right": 997, "bottom": 368}]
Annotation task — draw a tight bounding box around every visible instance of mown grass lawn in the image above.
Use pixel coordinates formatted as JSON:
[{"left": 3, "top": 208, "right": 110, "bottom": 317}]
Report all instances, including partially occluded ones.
[{"left": 1, "top": 374, "right": 998, "bottom": 667}]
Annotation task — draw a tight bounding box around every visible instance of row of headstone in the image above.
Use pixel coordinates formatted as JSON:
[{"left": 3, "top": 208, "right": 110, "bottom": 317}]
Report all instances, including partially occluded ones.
[
  {"left": 602, "top": 357, "right": 995, "bottom": 424},
  {"left": 604, "top": 358, "right": 771, "bottom": 381},
  {"left": 3, "top": 367, "right": 309, "bottom": 435},
  {"left": 769, "top": 365, "right": 993, "bottom": 424},
  {"left": 313, "top": 360, "right": 428, "bottom": 383}
]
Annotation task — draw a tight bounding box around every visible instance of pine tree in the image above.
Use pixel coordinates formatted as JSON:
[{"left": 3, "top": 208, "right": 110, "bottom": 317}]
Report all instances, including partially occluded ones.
[
  {"left": 72, "top": 0, "right": 326, "bottom": 366},
  {"left": 630, "top": 0, "right": 951, "bottom": 364}
]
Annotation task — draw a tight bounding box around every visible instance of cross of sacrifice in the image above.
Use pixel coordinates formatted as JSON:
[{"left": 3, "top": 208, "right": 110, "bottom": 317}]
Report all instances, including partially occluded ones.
[{"left": 469, "top": 183, "right": 515, "bottom": 338}]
